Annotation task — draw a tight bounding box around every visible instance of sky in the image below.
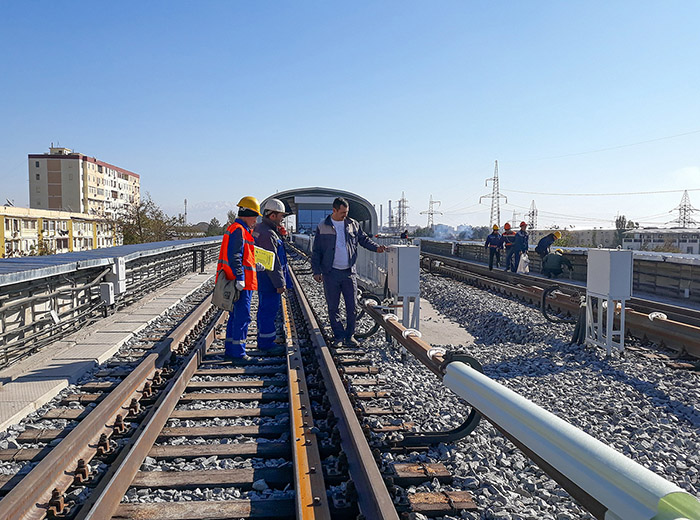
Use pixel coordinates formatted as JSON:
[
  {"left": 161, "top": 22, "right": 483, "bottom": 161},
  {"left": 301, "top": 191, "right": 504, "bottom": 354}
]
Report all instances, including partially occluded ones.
[{"left": 1, "top": 1, "right": 699, "bottom": 230}]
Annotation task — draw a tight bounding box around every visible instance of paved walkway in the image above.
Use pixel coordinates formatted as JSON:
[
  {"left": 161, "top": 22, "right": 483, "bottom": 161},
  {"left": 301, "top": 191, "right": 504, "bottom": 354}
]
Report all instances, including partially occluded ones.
[{"left": 0, "top": 267, "right": 215, "bottom": 432}]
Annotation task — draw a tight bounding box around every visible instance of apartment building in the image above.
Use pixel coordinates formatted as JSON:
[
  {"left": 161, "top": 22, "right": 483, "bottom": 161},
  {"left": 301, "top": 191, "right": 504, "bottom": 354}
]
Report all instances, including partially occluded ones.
[
  {"left": 28, "top": 146, "right": 140, "bottom": 218},
  {"left": 623, "top": 228, "right": 700, "bottom": 254},
  {"left": 1, "top": 206, "right": 119, "bottom": 258}
]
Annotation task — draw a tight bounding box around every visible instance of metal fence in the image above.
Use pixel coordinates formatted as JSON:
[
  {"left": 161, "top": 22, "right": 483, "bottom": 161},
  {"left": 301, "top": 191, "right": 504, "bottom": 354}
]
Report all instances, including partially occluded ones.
[{"left": 0, "top": 238, "right": 221, "bottom": 367}]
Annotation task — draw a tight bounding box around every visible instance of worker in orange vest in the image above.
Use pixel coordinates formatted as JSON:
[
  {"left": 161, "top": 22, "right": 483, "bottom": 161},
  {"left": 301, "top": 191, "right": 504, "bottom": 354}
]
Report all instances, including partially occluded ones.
[{"left": 217, "top": 196, "right": 261, "bottom": 360}]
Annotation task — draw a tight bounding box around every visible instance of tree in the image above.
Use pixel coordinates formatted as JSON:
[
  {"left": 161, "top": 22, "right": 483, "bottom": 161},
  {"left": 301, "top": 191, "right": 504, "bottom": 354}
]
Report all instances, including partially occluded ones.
[
  {"left": 115, "top": 193, "right": 179, "bottom": 244},
  {"left": 470, "top": 226, "right": 491, "bottom": 240},
  {"left": 227, "top": 210, "right": 237, "bottom": 225},
  {"left": 207, "top": 218, "right": 223, "bottom": 236},
  {"left": 615, "top": 215, "right": 636, "bottom": 247},
  {"left": 412, "top": 226, "right": 434, "bottom": 237}
]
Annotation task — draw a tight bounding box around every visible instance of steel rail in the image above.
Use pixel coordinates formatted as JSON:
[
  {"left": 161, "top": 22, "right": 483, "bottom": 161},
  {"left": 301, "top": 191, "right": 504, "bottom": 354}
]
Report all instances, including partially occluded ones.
[
  {"left": 424, "top": 256, "right": 700, "bottom": 359},
  {"left": 422, "top": 251, "right": 700, "bottom": 326},
  {"left": 282, "top": 294, "right": 332, "bottom": 519},
  {"left": 289, "top": 266, "right": 400, "bottom": 520},
  {"left": 361, "top": 301, "right": 700, "bottom": 520},
  {"left": 0, "top": 295, "right": 215, "bottom": 520},
  {"left": 76, "top": 302, "right": 224, "bottom": 519}
]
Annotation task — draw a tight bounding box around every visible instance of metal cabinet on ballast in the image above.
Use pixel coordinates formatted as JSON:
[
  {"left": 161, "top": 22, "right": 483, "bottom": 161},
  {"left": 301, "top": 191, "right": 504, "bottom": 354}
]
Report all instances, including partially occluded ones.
[{"left": 387, "top": 245, "right": 420, "bottom": 296}]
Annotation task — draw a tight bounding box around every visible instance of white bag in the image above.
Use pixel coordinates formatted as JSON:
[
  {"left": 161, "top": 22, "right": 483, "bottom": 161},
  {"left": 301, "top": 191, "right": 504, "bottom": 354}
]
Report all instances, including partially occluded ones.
[{"left": 517, "top": 253, "right": 530, "bottom": 274}]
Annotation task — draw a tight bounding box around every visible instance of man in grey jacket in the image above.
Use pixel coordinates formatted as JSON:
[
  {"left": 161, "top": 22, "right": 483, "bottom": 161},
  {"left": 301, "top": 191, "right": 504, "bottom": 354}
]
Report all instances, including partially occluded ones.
[
  {"left": 253, "top": 199, "right": 290, "bottom": 351},
  {"left": 311, "top": 197, "right": 386, "bottom": 346}
]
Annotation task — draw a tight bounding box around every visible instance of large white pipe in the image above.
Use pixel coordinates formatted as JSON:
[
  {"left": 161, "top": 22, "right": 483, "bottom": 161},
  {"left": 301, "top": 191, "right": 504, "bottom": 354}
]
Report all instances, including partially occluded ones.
[{"left": 443, "top": 361, "right": 700, "bottom": 520}]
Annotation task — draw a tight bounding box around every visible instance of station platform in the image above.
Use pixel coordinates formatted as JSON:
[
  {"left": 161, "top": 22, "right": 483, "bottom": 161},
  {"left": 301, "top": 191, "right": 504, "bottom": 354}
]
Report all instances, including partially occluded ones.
[{"left": 0, "top": 266, "right": 215, "bottom": 432}]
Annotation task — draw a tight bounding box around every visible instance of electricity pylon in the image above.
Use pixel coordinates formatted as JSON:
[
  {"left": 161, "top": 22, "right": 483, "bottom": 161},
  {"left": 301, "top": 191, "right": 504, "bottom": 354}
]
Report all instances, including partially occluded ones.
[
  {"left": 479, "top": 160, "right": 508, "bottom": 227},
  {"left": 420, "top": 195, "right": 442, "bottom": 230}
]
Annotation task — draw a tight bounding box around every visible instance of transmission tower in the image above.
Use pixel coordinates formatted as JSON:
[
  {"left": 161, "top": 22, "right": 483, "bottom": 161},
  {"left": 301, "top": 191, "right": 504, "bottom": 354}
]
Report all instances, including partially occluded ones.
[
  {"left": 479, "top": 160, "right": 508, "bottom": 227},
  {"left": 397, "top": 191, "right": 409, "bottom": 229},
  {"left": 526, "top": 200, "right": 538, "bottom": 230},
  {"left": 420, "top": 195, "right": 443, "bottom": 230},
  {"left": 669, "top": 190, "right": 698, "bottom": 228}
]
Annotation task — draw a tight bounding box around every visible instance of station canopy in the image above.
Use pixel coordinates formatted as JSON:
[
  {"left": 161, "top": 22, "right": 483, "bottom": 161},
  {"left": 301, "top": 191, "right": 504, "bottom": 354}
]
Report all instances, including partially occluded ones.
[{"left": 261, "top": 187, "right": 378, "bottom": 235}]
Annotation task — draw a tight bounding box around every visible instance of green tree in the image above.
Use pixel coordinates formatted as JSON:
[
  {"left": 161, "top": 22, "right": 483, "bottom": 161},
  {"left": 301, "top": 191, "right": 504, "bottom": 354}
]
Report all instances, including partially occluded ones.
[
  {"left": 412, "top": 226, "right": 434, "bottom": 237},
  {"left": 115, "top": 193, "right": 179, "bottom": 244},
  {"left": 614, "top": 215, "right": 636, "bottom": 247},
  {"left": 471, "top": 226, "right": 491, "bottom": 240},
  {"left": 206, "top": 218, "right": 223, "bottom": 236},
  {"left": 227, "top": 210, "right": 237, "bottom": 225}
]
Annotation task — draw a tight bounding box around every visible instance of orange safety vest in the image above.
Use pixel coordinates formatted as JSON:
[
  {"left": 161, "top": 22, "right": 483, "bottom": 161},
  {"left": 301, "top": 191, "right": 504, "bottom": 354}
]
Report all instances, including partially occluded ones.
[{"left": 216, "top": 221, "right": 257, "bottom": 290}]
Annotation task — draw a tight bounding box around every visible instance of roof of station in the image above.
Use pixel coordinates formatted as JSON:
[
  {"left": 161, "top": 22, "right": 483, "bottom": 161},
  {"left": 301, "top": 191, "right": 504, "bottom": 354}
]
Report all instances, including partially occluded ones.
[{"left": 262, "top": 187, "right": 378, "bottom": 234}]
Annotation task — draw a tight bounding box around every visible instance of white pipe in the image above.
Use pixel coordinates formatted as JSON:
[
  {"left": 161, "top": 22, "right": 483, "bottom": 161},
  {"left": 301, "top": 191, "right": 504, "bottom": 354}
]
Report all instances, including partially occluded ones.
[{"left": 443, "top": 362, "right": 700, "bottom": 520}]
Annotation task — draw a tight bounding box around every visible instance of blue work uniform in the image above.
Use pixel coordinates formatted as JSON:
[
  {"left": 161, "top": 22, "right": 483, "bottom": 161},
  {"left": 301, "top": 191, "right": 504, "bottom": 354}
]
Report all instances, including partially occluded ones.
[
  {"left": 253, "top": 217, "right": 289, "bottom": 349},
  {"left": 512, "top": 229, "right": 529, "bottom": 273}
]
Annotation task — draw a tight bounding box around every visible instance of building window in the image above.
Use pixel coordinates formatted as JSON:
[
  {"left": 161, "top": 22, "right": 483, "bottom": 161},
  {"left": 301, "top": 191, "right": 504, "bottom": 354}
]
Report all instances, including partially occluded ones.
[
  {"left": 36, "top": 173, "right": 40, "bottom": 180},
  {"left": 35, "top": 161, "right": 39, "bottom": 168},
  {"left": 36, "top": 186, "right": 40, "bottom": 192}
]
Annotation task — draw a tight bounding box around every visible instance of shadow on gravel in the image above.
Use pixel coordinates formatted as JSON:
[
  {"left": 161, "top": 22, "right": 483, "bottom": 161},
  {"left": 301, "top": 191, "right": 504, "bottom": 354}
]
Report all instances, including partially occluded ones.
[{"left": 481, "top": 343, "right": 700, "bottom": 429}]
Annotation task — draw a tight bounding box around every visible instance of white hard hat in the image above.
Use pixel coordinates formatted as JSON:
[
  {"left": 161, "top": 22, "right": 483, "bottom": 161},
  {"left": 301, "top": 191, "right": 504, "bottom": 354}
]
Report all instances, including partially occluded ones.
[{"left": 262, "top": 198, "right": 287, "bottom": 214}]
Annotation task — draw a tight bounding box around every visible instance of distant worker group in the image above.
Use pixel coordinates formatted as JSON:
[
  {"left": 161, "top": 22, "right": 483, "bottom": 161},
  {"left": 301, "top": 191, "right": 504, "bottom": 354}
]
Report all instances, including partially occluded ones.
[{"left": 484, "top": 223, "right": 572, "bottom": 278}]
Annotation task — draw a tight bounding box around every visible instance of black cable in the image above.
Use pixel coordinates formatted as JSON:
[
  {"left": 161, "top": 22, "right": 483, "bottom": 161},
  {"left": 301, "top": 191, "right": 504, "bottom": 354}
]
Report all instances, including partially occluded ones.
[{"left": 541, "top": 285, "right": 578, "bottom": 325}]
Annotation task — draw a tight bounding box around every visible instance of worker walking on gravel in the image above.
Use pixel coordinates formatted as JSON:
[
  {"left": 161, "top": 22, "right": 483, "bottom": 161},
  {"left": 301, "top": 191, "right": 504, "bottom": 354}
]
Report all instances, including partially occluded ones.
[
  {"left": 484, "top": 225, "right": 503, "bottom": 271},
  {"left": 216, "top": 196, "right": 261, "bottom": 360},
  {"left": 253, "top": 198, "right": 290, "bottom": 352},
  {"left": 542, "top": 249, "right": 573, "bottom": 278},
  {"left": 311, "top": 197, "right": 386, "bottom": 347},
  {"left": 512, "top": 221, "right": 529, "bottom": 273},
  {"left": 501, "top": 222, "right": 517, "bottom": 272}
]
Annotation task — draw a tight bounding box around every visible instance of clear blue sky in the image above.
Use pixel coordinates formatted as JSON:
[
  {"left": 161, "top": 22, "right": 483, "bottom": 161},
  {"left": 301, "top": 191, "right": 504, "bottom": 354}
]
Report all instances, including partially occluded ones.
[{"left": 2, "top": 1, "right": 699, "bottom": 229}]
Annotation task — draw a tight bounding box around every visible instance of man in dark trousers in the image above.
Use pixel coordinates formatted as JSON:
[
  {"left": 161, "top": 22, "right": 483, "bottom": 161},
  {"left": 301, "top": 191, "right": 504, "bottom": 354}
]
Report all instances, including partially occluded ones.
[
  {"left": 311, "top": 197, "right": 386, "bottom": 346},
  {"left": 484, "top": 225, "right": 502, "bottom": 271},
  {"left": 512, "top": 221, "right": 529, "bottom": 273},
  {"left": 501, "top": 222, "right": 517, "bottom": 272},
  {"left": 542, "top": 249, "right": 573, "bottom": 278},
  {"left": 253, "top": 198, "right": 290, "bottom": 352}
]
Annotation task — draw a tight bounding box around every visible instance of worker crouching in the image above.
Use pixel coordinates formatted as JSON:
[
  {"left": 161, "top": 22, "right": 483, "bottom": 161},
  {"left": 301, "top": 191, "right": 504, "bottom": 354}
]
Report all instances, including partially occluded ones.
[
  {"left": 542, "top": 249, "right": 573, "bottom": 278},
  {"left": 217, "top": 196, "right": 261, "bottom": 360},
  {"left": 253, "top": 198, "right": 290, "bottom": 351}
]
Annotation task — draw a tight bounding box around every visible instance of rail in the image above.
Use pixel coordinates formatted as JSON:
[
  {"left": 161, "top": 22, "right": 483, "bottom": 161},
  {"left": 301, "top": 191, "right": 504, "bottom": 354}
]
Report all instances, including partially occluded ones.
[{"left": 361, "top": 300, "right": 700, "bottom": 520}]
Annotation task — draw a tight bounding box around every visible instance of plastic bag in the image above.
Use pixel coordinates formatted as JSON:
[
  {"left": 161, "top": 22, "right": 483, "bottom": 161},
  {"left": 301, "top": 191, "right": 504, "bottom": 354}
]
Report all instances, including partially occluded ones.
[{"left": 517, "top": 253, "right": 530, "bottom": 274}]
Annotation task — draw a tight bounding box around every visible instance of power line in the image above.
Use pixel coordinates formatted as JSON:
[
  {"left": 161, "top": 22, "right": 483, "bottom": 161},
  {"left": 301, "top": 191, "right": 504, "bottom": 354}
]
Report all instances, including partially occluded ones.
[
  {"left": 507, "top": 128, "right": 700, "bottom": 162},
  {"left": 503, "top": 187, "right": 700, "bottom": 197}
]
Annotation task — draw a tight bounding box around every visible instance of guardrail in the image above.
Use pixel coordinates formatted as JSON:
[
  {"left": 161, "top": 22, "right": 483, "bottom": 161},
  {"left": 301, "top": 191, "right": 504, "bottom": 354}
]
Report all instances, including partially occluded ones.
[
  {"left": 420, "top": 239, "right": 700, "bottom": 304},
  {"left": 0, "top": 237, "right": 221, "bottom": 367},
  {"left": 362, "top": 301, "right": 700, "bottom": 520},
  {"left": 292, "top": 234, "right": 411, "bottom": 296}
]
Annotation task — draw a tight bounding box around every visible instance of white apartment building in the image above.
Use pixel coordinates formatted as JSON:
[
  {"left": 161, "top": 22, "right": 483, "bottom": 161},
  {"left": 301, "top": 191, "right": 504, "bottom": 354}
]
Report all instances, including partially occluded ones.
[
  {"left": 623, "top": 228, "right": 700, "bottom": 254},
  {"left": 1, "top": 206, "right": 120, "bottom": 258},
  {"left": 28, "top": 146, "right": 140, "bottom": 218}
]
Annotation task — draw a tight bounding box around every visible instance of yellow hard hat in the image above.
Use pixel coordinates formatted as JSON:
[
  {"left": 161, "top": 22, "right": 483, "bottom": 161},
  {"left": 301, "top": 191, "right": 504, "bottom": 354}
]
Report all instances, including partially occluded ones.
[
  {"left": 554, "top": 230, "right": 562, "bottom": 239},
  {"left": 493, "top": 225, "right": 499, "bottom": 230},
  {"left": 237, "top": 196, "right": 261, "bottom": 216},
  {"left": 555, "top": 248, "right": 564, "bottom": 254}
]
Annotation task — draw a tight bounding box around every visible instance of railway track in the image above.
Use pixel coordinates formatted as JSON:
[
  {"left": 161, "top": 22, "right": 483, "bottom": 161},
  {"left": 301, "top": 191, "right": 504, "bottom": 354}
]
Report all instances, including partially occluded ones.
[
  {"left": 0, "top": 262, "right": 477, "bottom": 519},
  {"left": 421, "top": 251, "right": 700, "bottom": 364}
]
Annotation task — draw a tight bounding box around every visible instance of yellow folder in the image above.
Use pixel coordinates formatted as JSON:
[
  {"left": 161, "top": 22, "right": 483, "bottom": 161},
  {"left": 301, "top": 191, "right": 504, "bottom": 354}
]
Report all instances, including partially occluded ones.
[{"left": 254, "top": 246, "right": 276, "bottom": 271}]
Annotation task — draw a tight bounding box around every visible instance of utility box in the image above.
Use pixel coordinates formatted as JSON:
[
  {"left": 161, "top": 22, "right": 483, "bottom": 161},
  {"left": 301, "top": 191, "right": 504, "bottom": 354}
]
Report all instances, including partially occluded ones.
[
  {"left": 586, "top": 249, "right": 633, "bottom": 299},
  {"left": 387, "top": 245, "right": 420, "bottom": 296},
  {"left": 100, "top": 281, "right": 115, "bottom": 306},
  {"left": 106, "top": 257, "right": 127, "bottom": 295}
]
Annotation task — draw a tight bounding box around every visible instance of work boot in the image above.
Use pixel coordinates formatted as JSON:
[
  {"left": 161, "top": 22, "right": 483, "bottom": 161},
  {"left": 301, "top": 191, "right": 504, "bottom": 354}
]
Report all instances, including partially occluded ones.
[
  {"left": 345, "top": 336, "right": 360, "bottom": 348},
  {"left": 225, "top": 354, "right": 252, "bottom": 364},
  {"left": 331, "top": 338, "right": 343, "bottom": 348}
]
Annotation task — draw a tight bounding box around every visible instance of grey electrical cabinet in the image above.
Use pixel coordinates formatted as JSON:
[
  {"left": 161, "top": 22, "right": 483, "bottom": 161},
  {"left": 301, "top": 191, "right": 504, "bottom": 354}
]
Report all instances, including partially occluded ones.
[
  {"left": 586, "top": 249, "right": 633, "bottom": 299},
  {"left": 387, "top": 245, "right": 420, "bottom": 296}
]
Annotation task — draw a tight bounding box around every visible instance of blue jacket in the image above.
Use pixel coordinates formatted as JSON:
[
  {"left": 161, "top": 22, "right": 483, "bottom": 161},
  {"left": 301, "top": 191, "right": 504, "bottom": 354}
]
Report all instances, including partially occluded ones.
[
  {"left": 311, "top": 216, "right": 380, "bottom": 276},
  {"left": 253, "top": 217, "right": 288, "bottom": 291},
  {"left": 484, "top": 232, "right": 502, "bottom": 249},
  {"left": 513, "top": 230, "right": 529, "bottom": 253},
  {"left": 535, "top": 234, "right": 556, "bottom": 255}
]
